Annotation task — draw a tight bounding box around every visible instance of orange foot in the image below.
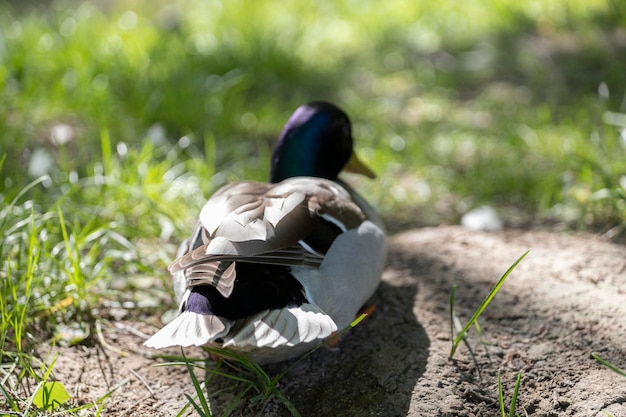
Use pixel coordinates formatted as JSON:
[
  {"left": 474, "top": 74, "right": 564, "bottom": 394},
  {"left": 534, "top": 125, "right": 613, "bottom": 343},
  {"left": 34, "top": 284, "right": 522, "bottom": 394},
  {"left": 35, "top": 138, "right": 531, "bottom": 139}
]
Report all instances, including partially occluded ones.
[
  {"left": 357, "top": 303, "right": 376, "bottom": 318},
  {"left": 324, "top": 304, "right": 377, "bottom": 348},
  {"left": 325, "top": 331, "right": 341, "bottom": 348}
]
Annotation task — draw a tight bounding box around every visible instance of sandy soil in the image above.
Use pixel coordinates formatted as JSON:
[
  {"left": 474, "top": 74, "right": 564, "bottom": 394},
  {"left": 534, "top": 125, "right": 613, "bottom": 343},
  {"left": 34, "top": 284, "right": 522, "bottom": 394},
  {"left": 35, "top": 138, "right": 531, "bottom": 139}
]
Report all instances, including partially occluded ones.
[{"left": 47, "top": 226, "right": 626, "bottom": 416}]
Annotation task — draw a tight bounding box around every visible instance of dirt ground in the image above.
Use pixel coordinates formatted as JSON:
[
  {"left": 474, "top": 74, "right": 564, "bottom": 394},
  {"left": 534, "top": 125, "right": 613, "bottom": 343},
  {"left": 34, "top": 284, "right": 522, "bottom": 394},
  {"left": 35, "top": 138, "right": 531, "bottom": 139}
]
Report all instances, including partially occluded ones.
[{"left": 48, "top": 226, "right": 626, "bottom": 416}]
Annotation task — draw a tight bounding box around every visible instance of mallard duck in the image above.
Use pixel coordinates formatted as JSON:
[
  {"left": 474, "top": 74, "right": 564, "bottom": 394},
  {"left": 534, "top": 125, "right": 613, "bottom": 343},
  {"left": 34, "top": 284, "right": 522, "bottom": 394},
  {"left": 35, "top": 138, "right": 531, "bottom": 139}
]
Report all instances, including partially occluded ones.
[{"left": 144, "top": 101, "right": 386, "bottom": 363}]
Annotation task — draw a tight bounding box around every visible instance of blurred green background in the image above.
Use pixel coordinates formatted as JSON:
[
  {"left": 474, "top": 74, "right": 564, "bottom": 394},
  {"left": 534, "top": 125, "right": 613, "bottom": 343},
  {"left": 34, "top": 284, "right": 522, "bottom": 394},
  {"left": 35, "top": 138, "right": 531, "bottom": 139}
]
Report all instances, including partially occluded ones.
[{"left": 2, "top": 0, "right": 625, "bottom": 232}]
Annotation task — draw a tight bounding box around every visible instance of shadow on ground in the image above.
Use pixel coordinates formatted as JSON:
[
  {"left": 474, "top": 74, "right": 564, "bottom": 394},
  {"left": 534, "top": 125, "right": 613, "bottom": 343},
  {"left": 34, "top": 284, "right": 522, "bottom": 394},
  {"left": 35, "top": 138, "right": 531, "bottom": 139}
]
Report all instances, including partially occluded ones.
[{"left": 204, "top": 281, "right": 430, "bottom": 417}]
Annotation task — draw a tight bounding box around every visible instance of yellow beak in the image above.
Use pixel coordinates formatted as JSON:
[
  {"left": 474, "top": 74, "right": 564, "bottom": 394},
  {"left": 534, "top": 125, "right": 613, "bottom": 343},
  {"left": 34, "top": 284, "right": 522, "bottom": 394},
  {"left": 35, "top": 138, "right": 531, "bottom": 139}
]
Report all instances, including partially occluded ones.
[{"left": 344, "top": 151, "right": 376, "bottom": 179}]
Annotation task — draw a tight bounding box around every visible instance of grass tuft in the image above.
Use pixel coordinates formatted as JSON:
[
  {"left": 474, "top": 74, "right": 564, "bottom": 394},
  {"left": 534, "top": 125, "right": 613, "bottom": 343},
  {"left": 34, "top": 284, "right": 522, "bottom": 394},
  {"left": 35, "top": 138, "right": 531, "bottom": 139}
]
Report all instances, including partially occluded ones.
[
  {"left": 449, "top": 250, "right": 530, "bottom": 359},
  {"left": 156, "top": 313, "right": 370, "bottom": 416},
  {"left": 498, "top": 369, "right": 523, "bottom": 417}
]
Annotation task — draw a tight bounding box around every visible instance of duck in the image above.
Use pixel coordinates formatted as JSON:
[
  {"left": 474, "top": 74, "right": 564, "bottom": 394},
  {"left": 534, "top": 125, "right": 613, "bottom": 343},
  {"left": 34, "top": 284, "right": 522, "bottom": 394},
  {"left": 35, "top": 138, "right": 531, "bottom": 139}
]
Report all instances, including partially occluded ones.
[{"left": 144, "top": 101, "right": 387, "bottom": 363}]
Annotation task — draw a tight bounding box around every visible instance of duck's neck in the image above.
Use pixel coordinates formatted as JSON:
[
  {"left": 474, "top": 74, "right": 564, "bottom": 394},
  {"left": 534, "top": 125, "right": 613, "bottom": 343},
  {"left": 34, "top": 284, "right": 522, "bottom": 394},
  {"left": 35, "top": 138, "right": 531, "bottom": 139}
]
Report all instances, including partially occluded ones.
[{"left": 270, "top": 129, "right": 321, "bottom": 183}]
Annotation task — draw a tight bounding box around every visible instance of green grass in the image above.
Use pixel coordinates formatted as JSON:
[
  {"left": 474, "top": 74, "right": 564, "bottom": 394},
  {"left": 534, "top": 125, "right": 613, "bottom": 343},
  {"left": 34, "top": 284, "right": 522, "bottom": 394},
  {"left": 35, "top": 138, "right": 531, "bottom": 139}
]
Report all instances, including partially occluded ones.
[
  {"left": 2, "top": 0, "right": 626, "bottom": 230},
  {"left": 498, "top": 369, "right": 523, "bottom": 417},
  {"left": 448, "top": 252, "right": 528, "bottom": 414},
  {"left": 158, "top": 314, "right": 368, "bottom": 416},
  {"left": 591, "top": 352, "right": 626, "bottom": 416},
  {"left": 1, "top": 0, "right": 625, "bottom": 413},
  {"left": 592, "top": 352, "right": 626, "bottom": 378},
  {"left": 449, "top": 250, "right": 530, "bottom": 359}
]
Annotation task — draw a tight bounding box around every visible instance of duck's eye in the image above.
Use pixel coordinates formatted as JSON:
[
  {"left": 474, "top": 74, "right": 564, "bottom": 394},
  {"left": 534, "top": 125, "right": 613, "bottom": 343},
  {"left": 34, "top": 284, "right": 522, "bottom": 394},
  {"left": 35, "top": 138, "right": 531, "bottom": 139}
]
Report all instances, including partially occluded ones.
[{"left": 340, "top": 123, "right": 350, "bottom": 137}]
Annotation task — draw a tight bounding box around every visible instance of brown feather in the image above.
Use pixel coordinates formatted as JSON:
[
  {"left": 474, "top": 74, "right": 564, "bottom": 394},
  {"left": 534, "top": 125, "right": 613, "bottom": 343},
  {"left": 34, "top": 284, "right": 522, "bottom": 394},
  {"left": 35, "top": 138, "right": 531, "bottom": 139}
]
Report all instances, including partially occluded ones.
[{"left": 168, "top": 177, "right": 367, "bottom": 294}]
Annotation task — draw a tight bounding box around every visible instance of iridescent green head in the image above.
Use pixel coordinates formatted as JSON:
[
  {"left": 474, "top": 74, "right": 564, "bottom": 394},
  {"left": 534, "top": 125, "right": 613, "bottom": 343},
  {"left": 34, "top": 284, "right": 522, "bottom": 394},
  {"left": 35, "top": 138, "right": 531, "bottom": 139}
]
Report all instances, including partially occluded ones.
[{"left": 270, "top": 101, "right": 375, "bottom": 183}]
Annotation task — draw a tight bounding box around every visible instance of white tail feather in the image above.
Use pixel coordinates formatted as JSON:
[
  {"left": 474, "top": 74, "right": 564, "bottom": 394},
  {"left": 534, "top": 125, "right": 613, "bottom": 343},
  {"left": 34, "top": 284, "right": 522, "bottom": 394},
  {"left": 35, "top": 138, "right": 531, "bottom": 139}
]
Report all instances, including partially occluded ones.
[
  {"left": 144, "top": 311, "right": 233, "bottom": 348},
  {"left": 223, "top": 304, "right": 337, "bottom": 349}
]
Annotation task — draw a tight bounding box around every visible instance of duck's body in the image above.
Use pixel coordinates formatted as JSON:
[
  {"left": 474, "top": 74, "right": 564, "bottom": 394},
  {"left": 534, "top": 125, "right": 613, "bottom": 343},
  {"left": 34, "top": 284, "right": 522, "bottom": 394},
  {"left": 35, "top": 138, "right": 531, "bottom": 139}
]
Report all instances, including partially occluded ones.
[{"left": 144, "top": 102, "right": 386, "bottom": 363}]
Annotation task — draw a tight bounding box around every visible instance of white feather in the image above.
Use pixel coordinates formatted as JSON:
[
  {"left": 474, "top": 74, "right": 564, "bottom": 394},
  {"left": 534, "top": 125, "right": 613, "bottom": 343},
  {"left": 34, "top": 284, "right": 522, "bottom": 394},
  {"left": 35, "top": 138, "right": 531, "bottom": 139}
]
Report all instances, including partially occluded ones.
[
  {"left": 143, "top": 311, "right": 233, "bottom": 348},
  {"left": 293, "top": 219, "right": 386, "bottom": 329},
  {"left": 222, "top": 303, "right": 337, "bottom": 349}
]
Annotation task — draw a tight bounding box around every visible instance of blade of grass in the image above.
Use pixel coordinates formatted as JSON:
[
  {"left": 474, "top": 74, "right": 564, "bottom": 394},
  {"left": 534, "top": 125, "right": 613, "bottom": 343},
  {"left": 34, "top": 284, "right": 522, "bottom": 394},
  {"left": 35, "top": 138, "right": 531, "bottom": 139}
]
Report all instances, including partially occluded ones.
[
  {"left": 449, "top": 250, "right": 530, "bottom": 358},
  {"left": 498, "top": 369, "right": 523, "bottom": 417},
  {"left": 185, "top": 392, "right": 210, "bottom": 417},
  {"left": 176, "top": 400, "right": 193, "bottom": 417},
  {"left": 100, "top": 127, "right": 113, "bottom": 177},
  {"left": 182, "top": 349, "right": 212, "bottom": 417},
  {"left": 0, "top": 175, "right": 50, "bottom": 231},
  {"left": 451, "top": 311, "right": 483, "bottom": 380},
  {"left": 498, "top": 369, "right": 506, "bottom": 417},
  {"left": 592, "top": 353, "right": 626, "bottom": 378},
  {"left": 509, "top": 371, "right": 522, "bottom": 417},
  {"left": 0, "top": 383, "right": 20, "bottom": 412},
  {"left": 272, "top": 390, "right": 302, "bottom": 417},
  {"left": 449, "top": 284, "right": 457, "bottom": 354}
]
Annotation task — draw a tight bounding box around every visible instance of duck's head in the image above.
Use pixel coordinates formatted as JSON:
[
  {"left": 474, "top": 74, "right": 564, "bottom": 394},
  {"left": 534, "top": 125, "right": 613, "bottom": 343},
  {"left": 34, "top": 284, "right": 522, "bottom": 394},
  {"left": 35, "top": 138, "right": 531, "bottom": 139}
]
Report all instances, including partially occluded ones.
[{"left": 270, "top": 101, "right": 376, "bottom": 183}]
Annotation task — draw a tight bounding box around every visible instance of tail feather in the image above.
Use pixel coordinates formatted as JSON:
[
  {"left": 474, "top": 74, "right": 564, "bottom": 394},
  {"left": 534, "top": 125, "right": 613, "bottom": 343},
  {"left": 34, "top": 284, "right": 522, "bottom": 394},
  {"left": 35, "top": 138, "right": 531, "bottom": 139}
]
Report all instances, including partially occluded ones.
[
  {"left": 144, "top": 311, "right": 233, "bottom": 348},
  {"left": 223, "top": 303, "right": 337, "bottom": 349}
]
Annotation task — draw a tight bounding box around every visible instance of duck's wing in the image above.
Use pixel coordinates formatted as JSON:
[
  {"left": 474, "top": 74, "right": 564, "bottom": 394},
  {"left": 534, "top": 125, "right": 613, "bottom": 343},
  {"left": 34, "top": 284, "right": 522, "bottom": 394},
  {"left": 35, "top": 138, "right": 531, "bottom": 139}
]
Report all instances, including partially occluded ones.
[{"left": 169, "top": 178, "right": 367, "bottom": 297}]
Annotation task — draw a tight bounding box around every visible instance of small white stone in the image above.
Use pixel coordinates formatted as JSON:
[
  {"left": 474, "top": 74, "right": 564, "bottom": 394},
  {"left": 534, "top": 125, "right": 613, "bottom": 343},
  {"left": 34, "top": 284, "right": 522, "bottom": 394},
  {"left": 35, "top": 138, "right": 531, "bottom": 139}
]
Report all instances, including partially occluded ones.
[{"left": 461, "top": 205, "right": 503, "bottom": 232}]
